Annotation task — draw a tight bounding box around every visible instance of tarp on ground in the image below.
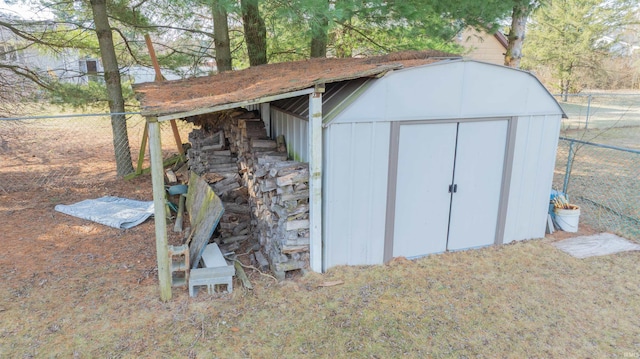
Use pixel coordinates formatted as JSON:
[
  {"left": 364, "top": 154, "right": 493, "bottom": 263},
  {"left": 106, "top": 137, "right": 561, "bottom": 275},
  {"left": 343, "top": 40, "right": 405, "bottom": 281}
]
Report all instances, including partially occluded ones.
[
  {"left": 552, "top": 232, "right": 640, "bottom": 258},
  {"left": 54, "top": 196, "right": 154, "bottom": 229}
]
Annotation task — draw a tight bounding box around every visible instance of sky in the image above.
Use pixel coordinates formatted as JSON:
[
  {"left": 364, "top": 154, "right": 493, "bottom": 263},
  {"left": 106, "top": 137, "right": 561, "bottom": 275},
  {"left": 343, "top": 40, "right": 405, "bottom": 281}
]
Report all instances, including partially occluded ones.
[{"left": 0, "top": 0, "right": 53, "bottom": 20}]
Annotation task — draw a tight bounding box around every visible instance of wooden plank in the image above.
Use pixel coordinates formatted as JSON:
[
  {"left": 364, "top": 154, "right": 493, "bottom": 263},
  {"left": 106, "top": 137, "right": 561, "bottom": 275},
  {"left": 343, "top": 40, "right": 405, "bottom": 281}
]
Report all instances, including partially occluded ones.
[
  {"left": 186, "top": 172, "right": 225, "bottom": 269},
  {"left": 234, "top": 261, "right": 253, "bottom": 290},
  {"left": 136, "top": 123, "right": 148, "bottom": 175},
  {"left": 170, "top": 120, "right": 185, "bottom": 156},
  {"left": 173, "top": 194, "right": 185, "bottom": 233},
  {"left": 165, "top": 169, "right": 177, "bottom": 183},
  {"left": 124, "top": 154, "right": 183, "bottom": 180},
  {"left": 145, "top": 33, "right": 184, "bottom": 156},
  {"left": 144, "top": 34, "right": 165, "bottom": 82}
]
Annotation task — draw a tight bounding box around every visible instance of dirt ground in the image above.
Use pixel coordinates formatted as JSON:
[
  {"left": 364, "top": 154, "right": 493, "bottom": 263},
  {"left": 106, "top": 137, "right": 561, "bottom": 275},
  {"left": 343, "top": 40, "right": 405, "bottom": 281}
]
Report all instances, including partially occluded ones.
[
  {"left": 2, "top": 116, "right": 640, "bottom": 358},
  {"left": 0, "top": 114, "right": 187, "bottom": 290}
]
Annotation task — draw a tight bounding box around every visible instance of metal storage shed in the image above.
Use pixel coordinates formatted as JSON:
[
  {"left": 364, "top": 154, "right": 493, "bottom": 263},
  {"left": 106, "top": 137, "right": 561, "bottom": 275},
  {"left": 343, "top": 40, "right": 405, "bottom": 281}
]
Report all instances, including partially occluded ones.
[
  {"left": 319, "top": 60, "right": 565, "bottom": 268},
  {"left": 134, "top": 52, "right": 565, "bottom": 299}
]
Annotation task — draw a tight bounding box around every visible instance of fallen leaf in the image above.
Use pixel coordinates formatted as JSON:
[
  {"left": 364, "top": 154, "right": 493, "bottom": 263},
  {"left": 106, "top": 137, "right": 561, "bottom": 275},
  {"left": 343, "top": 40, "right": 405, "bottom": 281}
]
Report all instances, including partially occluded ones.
[{"left": 230, "top": 327, "right": 240, "bottom": 332}]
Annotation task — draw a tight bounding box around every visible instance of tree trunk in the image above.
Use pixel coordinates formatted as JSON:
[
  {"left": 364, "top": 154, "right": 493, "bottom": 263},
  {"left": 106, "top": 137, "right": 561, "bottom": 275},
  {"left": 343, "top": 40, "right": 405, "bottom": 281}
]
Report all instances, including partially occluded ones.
[
  {"left": 240, "top": 0, "right": 267, "bottom": 66},
  {"left": 89, "top": 0, "right": 134, "bottom": 177},
  {"left": 310, "top": 1, "right": 329, "bottom": 58},
  {"left": 561, "top": 79, "right": 570, "bottom": 101},
  {"left": 504, "top": 2, "right": 530, "bottom": 68},
  {"left": 212, "top": 0, "right": 232, "bottom": 72},
  {"left": 310, "top": 22, "right": 328, "bottom": 58}
]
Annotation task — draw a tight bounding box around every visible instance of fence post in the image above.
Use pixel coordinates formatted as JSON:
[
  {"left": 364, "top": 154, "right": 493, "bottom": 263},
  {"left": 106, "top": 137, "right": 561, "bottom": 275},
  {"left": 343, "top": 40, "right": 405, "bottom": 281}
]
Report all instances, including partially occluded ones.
[
  {"left": 585, "top": 94, "right": 592, "bottom": 130},
  {"left": 562, "top": 140, "right": 575, "bottom": 195}
]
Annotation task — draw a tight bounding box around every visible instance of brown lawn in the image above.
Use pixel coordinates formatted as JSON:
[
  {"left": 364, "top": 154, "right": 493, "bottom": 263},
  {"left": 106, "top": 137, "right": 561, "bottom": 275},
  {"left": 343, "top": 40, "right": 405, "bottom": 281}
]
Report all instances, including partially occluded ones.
[{"left": 1, "top": 114, "right": 639, "bottom": 358}]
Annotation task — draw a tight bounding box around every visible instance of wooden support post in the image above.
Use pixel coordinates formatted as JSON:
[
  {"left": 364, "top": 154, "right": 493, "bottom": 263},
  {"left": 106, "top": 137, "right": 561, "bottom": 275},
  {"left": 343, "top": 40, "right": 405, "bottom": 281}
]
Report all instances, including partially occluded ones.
[
  {"left": 308, "top": 84, "right": 324, "bottom": 273},
  {"left": 136, "top": 122, "right": 148, "bottom": 174},
  {"left": 145, "top": 34, "right": 184, "bottom": 156},
  {"left": 170, "top": 120, "right": 184, "bottom": 156},
  {"left": 148, "top": 116, "right": 172, "bottom": 301},
  {"left": 144, "top": 34, "right": 165, "bottom": 82}
]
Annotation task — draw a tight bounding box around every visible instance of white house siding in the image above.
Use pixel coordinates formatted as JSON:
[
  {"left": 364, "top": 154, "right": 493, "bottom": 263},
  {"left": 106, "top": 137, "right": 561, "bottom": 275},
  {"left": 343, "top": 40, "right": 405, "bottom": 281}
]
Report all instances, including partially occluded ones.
[
  {"left": 503, "top": 115, "right": 562, "bottom": 242},
  {"left": 323, "top": 122, "right": 390, "bottom": 269},
  {"left": 270, "top": 108, "right": 309, "bottom": 162}
]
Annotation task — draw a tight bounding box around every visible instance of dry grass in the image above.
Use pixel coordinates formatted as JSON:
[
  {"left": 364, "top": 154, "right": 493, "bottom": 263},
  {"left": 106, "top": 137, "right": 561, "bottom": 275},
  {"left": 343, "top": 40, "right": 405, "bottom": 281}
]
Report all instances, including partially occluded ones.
[
  {"left": 557, "top": 92, "right": 640, "bottom": 130},
  {"left": 2, "top": 110, "right": 639, "bottom": 358},
  {"left": 1, "top": 231, "right": 639, "bottom": 358}
]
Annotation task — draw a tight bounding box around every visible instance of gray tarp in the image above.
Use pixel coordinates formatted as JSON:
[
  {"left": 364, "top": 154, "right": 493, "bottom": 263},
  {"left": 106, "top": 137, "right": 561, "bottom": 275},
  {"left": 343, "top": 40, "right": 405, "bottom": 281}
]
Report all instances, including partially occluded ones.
[
  {"left": 55, "top": 196, "right": 154, "bottom": 229},
  {"left": 552, "top": 233, "right": 640, "bottom": 259}
]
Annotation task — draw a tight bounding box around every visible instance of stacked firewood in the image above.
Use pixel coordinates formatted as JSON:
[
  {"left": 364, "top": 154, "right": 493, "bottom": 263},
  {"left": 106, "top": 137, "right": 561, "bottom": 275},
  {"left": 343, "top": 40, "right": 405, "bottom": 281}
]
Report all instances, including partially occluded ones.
[
  {"left": 250, "top": 159, "right": 311, "bottom": 274},
  {"left": 188, "top": 109, "right": 311, "bottom": 279},
  {"left": 187, "top": 128, "right": 252, "bottom": 252}
]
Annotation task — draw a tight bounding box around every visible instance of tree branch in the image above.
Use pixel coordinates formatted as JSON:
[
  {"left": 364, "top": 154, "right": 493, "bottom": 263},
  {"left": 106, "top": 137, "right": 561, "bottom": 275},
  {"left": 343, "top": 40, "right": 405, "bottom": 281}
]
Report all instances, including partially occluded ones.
[
  {"left": 111, "top": 27, "right": 142, "bottom": 64},
  {"left": 336, "top": 21, "right": 392, "bottom": 53},
  {"left": 0, "top": 63, "right": 54, "bottom": 90}
]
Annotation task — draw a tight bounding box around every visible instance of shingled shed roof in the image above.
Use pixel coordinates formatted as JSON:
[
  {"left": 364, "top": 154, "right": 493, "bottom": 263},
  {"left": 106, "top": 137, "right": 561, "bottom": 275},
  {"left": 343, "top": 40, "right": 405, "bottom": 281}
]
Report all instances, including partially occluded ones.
[{"left": 133, "top": 50, "right": 460, "bottom": 120}]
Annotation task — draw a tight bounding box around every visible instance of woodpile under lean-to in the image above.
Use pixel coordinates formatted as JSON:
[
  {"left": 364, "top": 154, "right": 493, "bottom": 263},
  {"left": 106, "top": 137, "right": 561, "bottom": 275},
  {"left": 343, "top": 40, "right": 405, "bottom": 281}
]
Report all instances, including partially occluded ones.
[{"left": 187, "top": 109, "right": 310, "bottom": 280}]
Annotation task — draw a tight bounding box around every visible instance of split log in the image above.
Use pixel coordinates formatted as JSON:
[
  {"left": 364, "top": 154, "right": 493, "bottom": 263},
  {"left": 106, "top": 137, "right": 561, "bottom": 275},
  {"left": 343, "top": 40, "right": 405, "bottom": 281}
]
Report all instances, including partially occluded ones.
[
  {"left": 221, "top": 235, "right": 250, "bottom": 244},
  {"left": 250, "top": 139, "right": 277, "bottom": 150},
  {"left": 234, "top": 261, "right": 253, "bottom": 290},
  {"left": 281, "top": 245, "right": 309, "bottom": 254},
  {"left": 276, "top": 169, "right": 309, "bottom": 187},
  {"left": 286, "top": 219, "right": 309, "bottom": 231},
  {"left": 254, "top": 251, "right": 269, "bottom": 271}
]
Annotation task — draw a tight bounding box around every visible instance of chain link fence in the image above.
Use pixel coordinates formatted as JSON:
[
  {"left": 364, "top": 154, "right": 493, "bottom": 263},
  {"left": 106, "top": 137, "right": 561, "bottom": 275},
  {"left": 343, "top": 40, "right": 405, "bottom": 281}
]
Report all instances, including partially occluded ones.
[
  {"left": 553, "top": 137, "right": 640, "bottom": 240},
  {"left": 0, "top": 113, "right": 193, "bottom": 193},
  {"left": 552, "top": 93, "right": 640, "bottom": 240},
  {"left": 554, "top": 93, "right": 640, "bottom": 130}
]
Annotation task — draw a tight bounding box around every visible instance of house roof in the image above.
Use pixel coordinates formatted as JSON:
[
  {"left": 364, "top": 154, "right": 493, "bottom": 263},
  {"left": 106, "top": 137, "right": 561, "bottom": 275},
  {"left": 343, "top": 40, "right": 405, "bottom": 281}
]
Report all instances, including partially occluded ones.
[
  {"left": 133, "top": 50, "right": 460, "bottom": 120},
  {"left": 494, "top": 32, "right": 509, "bottom": 49}
]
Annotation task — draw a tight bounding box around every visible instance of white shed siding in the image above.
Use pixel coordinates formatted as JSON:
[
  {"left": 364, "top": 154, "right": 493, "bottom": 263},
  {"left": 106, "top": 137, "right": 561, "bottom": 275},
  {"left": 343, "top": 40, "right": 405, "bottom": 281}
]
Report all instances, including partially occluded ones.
[
  {"left": 503, "top": 114, "right": 562, "bottom": 242},
  {"left": 332, "top": 61, "right": 563, "bottom": 124},
  {"left": 323, "top": 122, "right": 391, "bottom": 268},
  {"left": 271, "top": 108, "right": 309, "bottom": 162}
]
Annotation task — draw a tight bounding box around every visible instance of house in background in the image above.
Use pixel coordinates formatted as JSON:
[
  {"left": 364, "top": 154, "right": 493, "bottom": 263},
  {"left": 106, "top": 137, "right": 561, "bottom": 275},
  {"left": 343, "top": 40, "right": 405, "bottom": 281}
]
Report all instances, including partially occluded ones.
[
  {"left": 0, "top": 17, "right": 186, "bottom": 88},
  {"left": 457, "top": 28, "right": 508, "bottom": 66},
  {"left": 0, "top": 21, "right": 89, "bottom": 86}
]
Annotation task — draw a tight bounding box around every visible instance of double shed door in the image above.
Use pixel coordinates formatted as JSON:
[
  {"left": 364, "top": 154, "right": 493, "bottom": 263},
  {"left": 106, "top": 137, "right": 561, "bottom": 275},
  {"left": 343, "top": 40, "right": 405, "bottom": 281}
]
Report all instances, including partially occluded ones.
[{"left": 391, "top": 119, "right": 508, "bottom": 258}]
